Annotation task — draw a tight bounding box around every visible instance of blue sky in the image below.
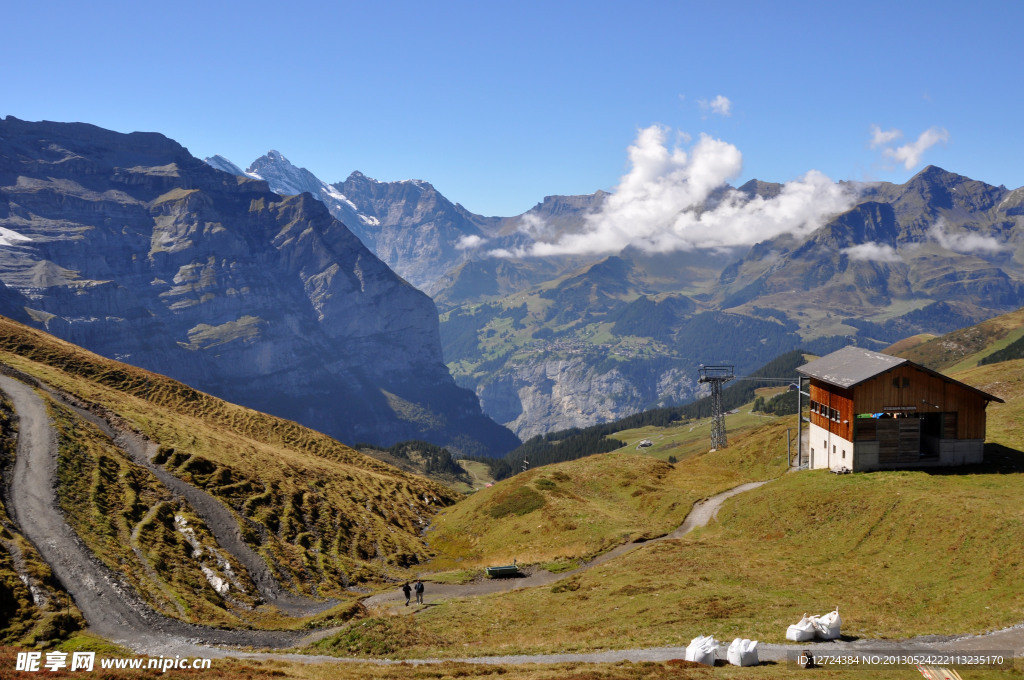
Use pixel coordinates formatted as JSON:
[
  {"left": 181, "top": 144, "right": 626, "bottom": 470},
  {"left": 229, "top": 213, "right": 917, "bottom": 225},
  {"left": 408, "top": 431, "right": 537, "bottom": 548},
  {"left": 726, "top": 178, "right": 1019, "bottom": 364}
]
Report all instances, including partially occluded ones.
[{"left": 4, "top": 0, "right": 1022, "bottom": 216}]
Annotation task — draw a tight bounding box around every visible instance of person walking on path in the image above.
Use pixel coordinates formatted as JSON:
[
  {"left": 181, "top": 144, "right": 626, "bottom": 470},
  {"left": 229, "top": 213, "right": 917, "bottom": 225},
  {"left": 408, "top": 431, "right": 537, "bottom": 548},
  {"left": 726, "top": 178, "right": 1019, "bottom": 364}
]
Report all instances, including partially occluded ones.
[
  {"left": 414, "top": 579, "right": 424, "bottom": 605},
  {"left": 402, "top": 582, "right": 411, "bottom": 606}
]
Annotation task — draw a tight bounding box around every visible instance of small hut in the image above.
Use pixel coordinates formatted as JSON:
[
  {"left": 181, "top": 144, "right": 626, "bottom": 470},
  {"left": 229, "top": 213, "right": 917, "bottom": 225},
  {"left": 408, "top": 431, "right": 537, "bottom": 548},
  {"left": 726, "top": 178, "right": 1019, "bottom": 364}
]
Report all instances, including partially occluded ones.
[{"left": 797, "top": 346, "right": 1003, "bottom": 471}]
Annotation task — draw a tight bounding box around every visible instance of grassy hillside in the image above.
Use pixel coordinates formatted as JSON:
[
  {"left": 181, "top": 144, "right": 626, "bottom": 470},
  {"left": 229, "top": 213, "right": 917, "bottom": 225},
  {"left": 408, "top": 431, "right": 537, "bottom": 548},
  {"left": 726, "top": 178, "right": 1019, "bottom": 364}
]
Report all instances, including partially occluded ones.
[
  {"left": 0, "top": 316, "right": 459, "bottom": 636},
  {"left": 612, "top": 408, "right": 787, "bottom": 463},
  {"left": 394, "top": 459, "right": 1024, "bottom": 658},
  {"left": 318, "top": 344, "right": 1024, "bottom": 660},
  {"left": 47, "top": 396, "right": 263, "bottom": 628},
  {"left": 883, "top": 332, "right": 936, "bottom": 355},
  {"left": 953, "top": 360, "right": 1024, "bottom": 449},
  {"left": 423, "top": 417, "right": 792, "bottom": 571},
  {"left": 896, "top": 306, "right": 1024, "bottom": 371}
]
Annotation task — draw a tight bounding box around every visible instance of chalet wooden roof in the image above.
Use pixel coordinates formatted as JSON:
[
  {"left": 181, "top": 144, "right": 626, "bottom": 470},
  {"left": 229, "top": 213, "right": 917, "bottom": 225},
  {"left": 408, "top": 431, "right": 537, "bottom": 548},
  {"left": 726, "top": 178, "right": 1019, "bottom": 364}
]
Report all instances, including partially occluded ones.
[{"left": 797, "top": 346, "right": 1004, "bottom": 403}]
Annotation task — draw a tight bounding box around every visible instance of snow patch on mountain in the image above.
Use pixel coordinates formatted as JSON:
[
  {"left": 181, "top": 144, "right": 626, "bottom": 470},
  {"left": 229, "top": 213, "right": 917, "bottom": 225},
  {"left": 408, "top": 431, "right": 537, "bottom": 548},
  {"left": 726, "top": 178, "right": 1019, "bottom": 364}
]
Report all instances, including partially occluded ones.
[
  {"left": 204, "top": 154, "right": 247, "bottom": 176},
  {"left": 0, "top": 227, "right": 31, "bottom": 246}
]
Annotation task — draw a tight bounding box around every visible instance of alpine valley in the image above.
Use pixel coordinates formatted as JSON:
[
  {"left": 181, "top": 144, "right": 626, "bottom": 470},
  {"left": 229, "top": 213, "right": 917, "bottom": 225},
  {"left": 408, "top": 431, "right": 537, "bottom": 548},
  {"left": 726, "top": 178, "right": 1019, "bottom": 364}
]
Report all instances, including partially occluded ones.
[{"left": 209, "top": 147, "right": 1024, "bottom": 439}]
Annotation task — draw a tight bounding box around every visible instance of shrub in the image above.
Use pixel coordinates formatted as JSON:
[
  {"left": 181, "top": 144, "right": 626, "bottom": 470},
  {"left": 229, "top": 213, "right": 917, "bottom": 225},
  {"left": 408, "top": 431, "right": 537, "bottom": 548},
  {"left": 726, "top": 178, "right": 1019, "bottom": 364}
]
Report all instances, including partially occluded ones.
[{"left": 487, "top": 486, "right": 545, "bottom": 519}]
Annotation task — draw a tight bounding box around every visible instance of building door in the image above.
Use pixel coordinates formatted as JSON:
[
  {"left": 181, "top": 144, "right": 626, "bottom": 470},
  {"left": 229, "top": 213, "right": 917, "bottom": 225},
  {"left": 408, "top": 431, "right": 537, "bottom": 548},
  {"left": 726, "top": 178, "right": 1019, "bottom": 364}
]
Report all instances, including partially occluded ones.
[
  {"left": 919, "top": 412, "right": 942, "bottom": 459},
  {"left": 897, "top": 417, "right": 921, "bottom": 463}
]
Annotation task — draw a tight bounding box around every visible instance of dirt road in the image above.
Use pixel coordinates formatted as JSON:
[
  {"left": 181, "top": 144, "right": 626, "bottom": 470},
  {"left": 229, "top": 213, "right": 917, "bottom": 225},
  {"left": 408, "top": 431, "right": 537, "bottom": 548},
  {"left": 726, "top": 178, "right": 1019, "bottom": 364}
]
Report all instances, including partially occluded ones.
[
  {"left": 48, "top": 387, "right": 332, "bottom": 618},
  {"left": 0, "top": 374, "right": 317, "bottom": 653}
]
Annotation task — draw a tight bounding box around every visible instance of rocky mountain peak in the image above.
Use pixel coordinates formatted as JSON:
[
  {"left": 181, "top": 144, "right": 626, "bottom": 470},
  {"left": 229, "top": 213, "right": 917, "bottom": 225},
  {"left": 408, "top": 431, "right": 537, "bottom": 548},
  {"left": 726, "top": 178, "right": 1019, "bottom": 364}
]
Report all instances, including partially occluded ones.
[
  {"left": 737, "top": 179, "right": 784, "bottom": 200},
  {"left": 0, "top": 118, "right": 519, "bottom": 457}
]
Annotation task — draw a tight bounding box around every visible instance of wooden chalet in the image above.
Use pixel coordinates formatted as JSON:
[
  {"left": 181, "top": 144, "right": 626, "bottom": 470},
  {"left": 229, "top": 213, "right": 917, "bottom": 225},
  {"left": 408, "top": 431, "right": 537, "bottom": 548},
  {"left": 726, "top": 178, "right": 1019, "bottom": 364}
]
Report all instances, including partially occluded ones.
[{"left": 797, "top": 346, "right": 1004, "bottom": 472}]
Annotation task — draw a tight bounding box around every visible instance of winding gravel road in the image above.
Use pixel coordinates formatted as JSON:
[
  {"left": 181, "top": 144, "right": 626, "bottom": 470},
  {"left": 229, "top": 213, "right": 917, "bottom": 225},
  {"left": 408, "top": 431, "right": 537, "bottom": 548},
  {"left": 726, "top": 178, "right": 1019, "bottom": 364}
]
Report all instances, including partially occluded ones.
[
  {"left": 48, "top": 386, "right": 332, "bottom": 618},
  {"left": 0, "top": 374, "right": 320, "bottom": 653}
]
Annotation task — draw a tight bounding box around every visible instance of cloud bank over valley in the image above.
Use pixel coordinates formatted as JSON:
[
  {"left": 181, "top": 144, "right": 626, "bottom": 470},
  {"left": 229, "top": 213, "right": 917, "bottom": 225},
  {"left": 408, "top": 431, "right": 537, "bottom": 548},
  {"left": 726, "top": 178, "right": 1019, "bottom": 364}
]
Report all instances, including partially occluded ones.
[{"left": 491, "top": 125, "right": 859, "bottom": 257}]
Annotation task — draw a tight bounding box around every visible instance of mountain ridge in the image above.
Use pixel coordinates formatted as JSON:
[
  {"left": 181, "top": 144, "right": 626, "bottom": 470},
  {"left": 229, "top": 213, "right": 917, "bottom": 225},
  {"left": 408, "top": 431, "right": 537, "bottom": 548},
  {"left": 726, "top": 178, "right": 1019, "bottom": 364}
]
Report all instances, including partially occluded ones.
[
  {"left": 433, "top": 165, "right": 1024, "bottom": 437},
  {"left": 81, "top": 128, "right": 1024, "bottom": 439},
  {"left": 0, "top": 116, "right": 518, "bottom": 457}
]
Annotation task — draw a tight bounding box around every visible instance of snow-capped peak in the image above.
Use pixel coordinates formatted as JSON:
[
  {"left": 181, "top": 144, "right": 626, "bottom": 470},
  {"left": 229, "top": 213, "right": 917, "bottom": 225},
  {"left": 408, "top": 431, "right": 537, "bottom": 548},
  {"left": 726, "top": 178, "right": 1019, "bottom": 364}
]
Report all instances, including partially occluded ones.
[
  {"left": 264, "top": 150, "right": 289, "bottom": 164},
  {"left": 204, "top": 155, "right": 247, "bottom": 176}
]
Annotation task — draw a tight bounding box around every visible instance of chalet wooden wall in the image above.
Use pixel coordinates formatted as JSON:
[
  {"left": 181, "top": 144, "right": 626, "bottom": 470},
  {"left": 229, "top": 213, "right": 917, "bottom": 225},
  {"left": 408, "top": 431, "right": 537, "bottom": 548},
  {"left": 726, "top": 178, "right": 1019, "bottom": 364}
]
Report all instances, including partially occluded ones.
[
  {"left": 850, "top": 365, "right": 987, "bottom": 439},
  {"left": 809, "top": 365, "right": 988, "bottom": 441},
  {"left": 808, "top": 382, "right": 854, "bottom": 441}
]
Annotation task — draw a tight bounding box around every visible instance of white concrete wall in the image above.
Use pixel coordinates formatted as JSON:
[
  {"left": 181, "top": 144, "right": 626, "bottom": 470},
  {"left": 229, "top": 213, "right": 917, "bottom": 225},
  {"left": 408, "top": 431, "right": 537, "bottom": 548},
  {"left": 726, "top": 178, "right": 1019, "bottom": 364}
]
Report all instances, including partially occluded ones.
[{"left": 809, "top": 423, "right": 853, "bottom": 471}]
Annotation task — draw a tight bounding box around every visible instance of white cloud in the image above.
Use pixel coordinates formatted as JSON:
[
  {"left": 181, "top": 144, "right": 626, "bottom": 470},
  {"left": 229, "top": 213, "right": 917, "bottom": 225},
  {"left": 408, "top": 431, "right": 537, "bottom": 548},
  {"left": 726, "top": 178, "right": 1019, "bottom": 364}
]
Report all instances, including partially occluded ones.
[
  {"left": 928, "top": 218, "right": 1004, "bottom": 253},
  {"left": 484, "top": 246, "right": 519, "bottom": 259},
  {"left": 699, "top": 95, "right": 732, "bottom": 117},
  {"left": 842, "top": 242, "right": 901, "bottom": 262},
  {"left": 500, "top": 125, "right": 857, "bottom": 258},
  {"left": 455, "top": 234, "right": 487, "bottom": 250},
  {"left": 869, "top": 125, "right": 902, "bottom": 149},
  {"left": 710, "top": 95, "right": 732, "bottom": 116},
  {"left": 518, "top": 213, "right": 551, "bottom": 239},
  {"left": 883, "top": 126, "right": 950, "bottom": 169}
]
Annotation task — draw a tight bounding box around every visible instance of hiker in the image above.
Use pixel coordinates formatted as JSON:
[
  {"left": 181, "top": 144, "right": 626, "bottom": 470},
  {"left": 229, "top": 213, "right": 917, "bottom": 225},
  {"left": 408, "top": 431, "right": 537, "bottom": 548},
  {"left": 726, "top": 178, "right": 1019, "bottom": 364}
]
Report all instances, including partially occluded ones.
[
  {"left": 414, "top": 579, "right": 424, "bottom": 604},
  {"left": 402, "top": 581, "right": 411, "bottom": 606}
]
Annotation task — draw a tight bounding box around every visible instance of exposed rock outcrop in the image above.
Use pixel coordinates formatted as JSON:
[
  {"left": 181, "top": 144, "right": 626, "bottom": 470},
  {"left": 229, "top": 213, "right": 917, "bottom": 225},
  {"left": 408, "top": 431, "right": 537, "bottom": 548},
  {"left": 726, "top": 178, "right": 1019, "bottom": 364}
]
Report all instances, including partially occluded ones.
[{"left": 0, "top": 117, "right": 518, "bottom": 457}]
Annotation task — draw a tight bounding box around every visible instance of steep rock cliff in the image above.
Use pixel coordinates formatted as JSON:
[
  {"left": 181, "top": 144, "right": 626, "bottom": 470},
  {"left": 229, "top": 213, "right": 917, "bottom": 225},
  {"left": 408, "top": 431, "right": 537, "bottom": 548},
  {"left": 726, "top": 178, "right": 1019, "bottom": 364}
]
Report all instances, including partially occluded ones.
[{"left": 0, "top": 117, "right": 518, "bottom": 456}]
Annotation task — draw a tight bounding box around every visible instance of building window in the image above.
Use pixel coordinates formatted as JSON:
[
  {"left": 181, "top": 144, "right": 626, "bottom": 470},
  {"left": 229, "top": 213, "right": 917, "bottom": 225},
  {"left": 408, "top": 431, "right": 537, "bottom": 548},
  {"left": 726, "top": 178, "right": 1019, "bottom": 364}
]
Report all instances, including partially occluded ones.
[{"left": 842, "top": 450, "right": 846, "bottom": 459}]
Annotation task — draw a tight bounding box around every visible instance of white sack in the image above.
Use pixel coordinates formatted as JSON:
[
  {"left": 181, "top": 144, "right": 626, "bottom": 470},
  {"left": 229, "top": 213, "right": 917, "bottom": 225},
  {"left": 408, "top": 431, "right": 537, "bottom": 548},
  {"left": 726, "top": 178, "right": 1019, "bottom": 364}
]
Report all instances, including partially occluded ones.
[
  {"left": 814, "top": 608, "right": 841, "bottom": 640},
  {"left": 785, "top": 613, "right": 817, "bottom": 642},
  {"left": 727, "top": 638, "right": 759, "bottom": 666},
  {"left": 685, "top": 635, "right": 719, "bottom": 666}
]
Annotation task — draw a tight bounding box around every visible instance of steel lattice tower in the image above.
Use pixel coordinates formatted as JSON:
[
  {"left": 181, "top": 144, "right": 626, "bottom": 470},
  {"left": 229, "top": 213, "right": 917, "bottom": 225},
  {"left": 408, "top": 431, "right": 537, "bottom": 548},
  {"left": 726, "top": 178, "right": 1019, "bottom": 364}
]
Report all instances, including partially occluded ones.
[{"left": 699, "top": 365, "right": 735, "bottom": 450}]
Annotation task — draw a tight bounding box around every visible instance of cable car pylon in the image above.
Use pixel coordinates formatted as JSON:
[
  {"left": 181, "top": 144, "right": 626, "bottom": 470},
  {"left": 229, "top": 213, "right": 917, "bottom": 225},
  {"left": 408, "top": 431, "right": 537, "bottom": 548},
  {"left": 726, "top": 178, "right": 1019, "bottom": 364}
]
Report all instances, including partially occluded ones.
[{"left": 699, "top": 364, "right": 735, "bottom": 450}]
